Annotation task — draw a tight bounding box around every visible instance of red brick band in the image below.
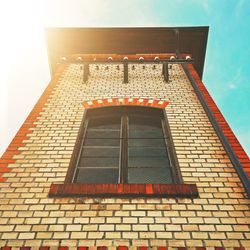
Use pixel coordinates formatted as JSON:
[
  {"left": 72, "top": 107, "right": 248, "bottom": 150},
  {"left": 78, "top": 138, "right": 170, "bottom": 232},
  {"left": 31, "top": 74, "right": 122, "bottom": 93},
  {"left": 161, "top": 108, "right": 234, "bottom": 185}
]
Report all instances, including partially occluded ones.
[
  {"left": 0, "top": 64, "right": 68, "bottom": 183},
  {"left": 49, "top": 183, "right": 198, "bottom": 198},
  {"left": 0, "top": 247, "right": 245, "bottom": 250},
  {"left": 83, "top": 98, "right": 169, "bottom": 109},
  {"left": 187, "top": 64, "right": 250, "bottom": 179}
]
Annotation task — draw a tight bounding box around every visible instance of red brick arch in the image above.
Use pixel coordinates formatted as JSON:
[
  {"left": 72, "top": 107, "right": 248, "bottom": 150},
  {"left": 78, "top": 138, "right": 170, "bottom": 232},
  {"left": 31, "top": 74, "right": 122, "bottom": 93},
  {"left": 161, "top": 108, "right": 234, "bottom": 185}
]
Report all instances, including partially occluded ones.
[{"left": 82, "top": 98, "right": 170, "bottom": 109}]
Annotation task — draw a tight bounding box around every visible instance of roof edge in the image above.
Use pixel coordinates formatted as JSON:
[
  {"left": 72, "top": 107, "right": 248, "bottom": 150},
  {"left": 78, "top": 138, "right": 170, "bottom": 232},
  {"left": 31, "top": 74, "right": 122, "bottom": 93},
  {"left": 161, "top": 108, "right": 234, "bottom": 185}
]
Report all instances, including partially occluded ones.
[{"left": 45, "top": 27, "right": 209, "bottom": 79}]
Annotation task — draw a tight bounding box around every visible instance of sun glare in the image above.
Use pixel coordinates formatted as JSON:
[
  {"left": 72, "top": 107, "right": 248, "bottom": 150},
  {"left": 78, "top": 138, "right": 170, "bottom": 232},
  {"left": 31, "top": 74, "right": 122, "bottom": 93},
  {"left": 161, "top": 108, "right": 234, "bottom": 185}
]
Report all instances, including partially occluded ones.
[
  {"left": 0, "top": 1, "right": 44, "bottom": 63},
  {"left": 0, "top": 1, "right": 48, "bottom": 156}
]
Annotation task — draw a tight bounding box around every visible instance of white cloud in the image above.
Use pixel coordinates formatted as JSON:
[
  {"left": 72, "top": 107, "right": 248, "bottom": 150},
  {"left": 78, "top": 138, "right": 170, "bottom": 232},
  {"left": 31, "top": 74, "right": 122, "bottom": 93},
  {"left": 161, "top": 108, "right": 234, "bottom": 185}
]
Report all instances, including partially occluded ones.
[
  {"left": 226, "top": 68, "right": 244, "bottom": 91},
  {"left": 229, "top": 83, "right": 237, "bottom": 89},
  {"left": 236, "top": 0, "right": 246, "bottom": 11}
]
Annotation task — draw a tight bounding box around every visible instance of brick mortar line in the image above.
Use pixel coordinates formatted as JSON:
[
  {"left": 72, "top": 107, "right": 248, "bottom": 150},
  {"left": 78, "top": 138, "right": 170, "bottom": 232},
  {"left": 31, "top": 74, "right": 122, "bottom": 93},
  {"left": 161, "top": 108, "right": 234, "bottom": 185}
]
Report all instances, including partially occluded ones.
[{"left": 0, "top": 64, "right": 68, "bottom": 182}]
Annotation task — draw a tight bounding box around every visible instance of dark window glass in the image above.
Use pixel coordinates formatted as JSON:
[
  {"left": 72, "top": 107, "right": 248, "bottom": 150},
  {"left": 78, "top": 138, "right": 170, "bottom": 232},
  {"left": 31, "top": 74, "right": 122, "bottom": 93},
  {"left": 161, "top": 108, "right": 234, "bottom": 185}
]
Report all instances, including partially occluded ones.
[
  {"left": 128, "top": 168, "right": 172, "bottom": 184},
  {"left": 75, "top": 168, "right": 119, "bottom": 183},
  {"left": 78, "top": 157, "right": 119, "bottom": 168},
  {"left": 88, "top": 116, "right": 121, "bottom": 129},
  {"left": 129, "top": 116, "right": 162, "bottom": 130},
  {"left": 128, "top": 113, "right": 172, "bottom": 184},
  {"left": 129, "top": 157, "right": 170, "bottom": 168},
  {"left": 72, "top": 106, "right": 178, "bottom": 184},
  {"left": 81, "top": 147, "right": 120, "bottom": 158}
]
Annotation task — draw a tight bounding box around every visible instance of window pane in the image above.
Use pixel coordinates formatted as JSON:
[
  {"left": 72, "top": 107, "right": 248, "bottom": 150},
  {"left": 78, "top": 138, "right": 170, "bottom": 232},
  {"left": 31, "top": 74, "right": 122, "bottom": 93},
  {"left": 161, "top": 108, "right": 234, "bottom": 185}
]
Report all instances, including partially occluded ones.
[
  {"left": 84, "top": 139, "right": 120, "bottom": 146},
  {"left": 128, "top": 168, "right": 173, "bottom": 184},
  {"left": 129, "top": 116, "right": 162, "bottom": 130},
  {"left": 88, "top": 117, "right": 121, "bottom": 129},
  {"left": 129, "top": 157, "right": 170, "bottom": 168},
  {"left": 85, "top": 130, "right": 120, "bottom": 146},
  {"left": 74, "top": 112, "right": 121, "bottom": 184},
  {"left": 82, "top": 147, "right": 120, "bottom": 157},
  {"left": 78, "top": 157, "right": 119, "bottom": 168},
  {"left": 128, "top": 111, "right": 173, "bottom": 184},
  {"left": 75, "top": 168, "right": 119, "bottom": 183},
  {"left": 129, "top": 130, "right": 163, "bottom": 138},
  {"left": 129, "top": 138, "right": 165, "bottom": 147},
  {"left": 86, "top": 130, "right": 120, "bottom": 138},
  {"left": 129, "top": 147, "right": 167, "bottom": 157}
]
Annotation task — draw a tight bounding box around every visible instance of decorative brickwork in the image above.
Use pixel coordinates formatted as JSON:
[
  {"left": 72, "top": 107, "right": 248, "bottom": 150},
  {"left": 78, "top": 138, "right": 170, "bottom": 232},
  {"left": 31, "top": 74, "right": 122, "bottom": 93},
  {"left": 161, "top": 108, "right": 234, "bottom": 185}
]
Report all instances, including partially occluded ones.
[
  {"left": 82, "top": 98, "right": 169, "bottom": 109},
  {"left": 0, "top": 63, "right": 249, "bottom": 248}
]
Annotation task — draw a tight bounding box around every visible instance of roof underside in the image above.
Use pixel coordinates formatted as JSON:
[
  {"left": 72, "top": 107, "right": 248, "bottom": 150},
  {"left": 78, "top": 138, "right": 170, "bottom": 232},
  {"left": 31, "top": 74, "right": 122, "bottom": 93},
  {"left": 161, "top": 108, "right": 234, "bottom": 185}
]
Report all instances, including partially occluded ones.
[{"left": 45, "top": 27, "right": 209, "bottom": 79}]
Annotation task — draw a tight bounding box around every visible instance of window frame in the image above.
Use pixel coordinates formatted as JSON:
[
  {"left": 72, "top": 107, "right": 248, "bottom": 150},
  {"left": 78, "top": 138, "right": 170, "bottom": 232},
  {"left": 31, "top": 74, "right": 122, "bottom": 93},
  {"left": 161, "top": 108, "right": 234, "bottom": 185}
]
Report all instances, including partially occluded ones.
[
  {"left": 49, "top": 105, "right": 198, "bottom": 198},
  {"left": 65, "top": 106, "right": 182, "bottom": 184}
]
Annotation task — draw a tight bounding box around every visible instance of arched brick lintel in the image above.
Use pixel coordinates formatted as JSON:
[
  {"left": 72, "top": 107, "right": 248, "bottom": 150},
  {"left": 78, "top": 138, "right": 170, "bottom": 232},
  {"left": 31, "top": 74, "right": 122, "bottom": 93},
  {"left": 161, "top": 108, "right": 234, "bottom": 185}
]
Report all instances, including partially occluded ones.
[{"left": 82, "top": 98, "right": 170, "bottom": 109}]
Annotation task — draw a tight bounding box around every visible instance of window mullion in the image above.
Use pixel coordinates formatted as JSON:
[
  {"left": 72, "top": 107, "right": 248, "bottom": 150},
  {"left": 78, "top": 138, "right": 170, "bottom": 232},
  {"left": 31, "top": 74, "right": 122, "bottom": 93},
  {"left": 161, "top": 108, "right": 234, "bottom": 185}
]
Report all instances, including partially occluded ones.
[{"left": 120, "top": 114, "right": 128, "bottom": 183}]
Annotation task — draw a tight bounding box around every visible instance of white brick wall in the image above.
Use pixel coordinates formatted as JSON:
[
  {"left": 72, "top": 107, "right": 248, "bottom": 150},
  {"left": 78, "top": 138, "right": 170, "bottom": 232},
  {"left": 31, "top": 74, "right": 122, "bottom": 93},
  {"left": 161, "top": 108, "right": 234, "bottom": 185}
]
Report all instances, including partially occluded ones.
[{"left": 0, "top": 63, "right": 249, "bottom": 248}]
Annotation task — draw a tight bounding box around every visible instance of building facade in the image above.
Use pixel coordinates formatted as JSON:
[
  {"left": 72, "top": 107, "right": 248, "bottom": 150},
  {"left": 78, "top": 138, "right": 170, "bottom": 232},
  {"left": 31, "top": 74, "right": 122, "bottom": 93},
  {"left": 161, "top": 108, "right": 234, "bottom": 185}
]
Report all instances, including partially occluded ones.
[{"left": 0, "top": 28, "right": 249, "bottom": 249}]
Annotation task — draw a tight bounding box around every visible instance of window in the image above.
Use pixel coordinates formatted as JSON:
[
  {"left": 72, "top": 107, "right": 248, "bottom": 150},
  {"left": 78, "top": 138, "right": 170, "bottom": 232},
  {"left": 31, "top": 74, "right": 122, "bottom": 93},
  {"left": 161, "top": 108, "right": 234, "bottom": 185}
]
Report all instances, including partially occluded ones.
[
  {"left": 67, "top": 106, "right": 180, "bottom": 184},
  {"left": 49, "top": 105, "right": 198, "bottom": 197}
]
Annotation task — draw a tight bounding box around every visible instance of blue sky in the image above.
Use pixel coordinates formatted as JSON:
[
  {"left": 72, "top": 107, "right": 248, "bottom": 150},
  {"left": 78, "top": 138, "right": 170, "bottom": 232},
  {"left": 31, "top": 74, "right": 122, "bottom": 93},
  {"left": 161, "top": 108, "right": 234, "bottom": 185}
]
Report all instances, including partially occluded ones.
[{"left": 0, "top": 0, "right": 249, "bottom": 156}]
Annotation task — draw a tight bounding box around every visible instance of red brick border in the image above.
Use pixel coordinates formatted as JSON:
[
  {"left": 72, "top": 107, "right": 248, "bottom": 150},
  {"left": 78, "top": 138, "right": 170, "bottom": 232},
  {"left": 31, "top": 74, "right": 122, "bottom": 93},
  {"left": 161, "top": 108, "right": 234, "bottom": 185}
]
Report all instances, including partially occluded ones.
[
  {"left": 49, "top": 183, "right": 198, "bottom": 198},
  {"left": 187, "top": 64, "right": 250, "bottom": 179},
  {"left": 0, "top": 247, "right": 245, "bottom": 250},
  {"left": 82, "top": 98, "right": 169, "bottom": 109},
  {"left": 0, "top": 64, "right": 67, "bottom": 183}
]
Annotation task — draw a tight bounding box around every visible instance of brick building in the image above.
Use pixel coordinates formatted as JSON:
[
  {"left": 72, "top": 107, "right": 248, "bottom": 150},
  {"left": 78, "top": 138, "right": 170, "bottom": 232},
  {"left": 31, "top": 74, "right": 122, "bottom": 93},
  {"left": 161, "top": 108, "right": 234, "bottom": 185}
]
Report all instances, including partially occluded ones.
[{"left": 0, "top": 27, "right": 249, "bottom": 249}]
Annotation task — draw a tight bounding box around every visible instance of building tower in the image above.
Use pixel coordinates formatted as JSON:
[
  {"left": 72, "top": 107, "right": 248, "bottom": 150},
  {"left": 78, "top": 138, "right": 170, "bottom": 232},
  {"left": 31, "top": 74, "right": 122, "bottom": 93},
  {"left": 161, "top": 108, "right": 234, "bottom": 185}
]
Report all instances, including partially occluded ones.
[{"left": 0, "top": 27, "right": 249, "bottom": 249}]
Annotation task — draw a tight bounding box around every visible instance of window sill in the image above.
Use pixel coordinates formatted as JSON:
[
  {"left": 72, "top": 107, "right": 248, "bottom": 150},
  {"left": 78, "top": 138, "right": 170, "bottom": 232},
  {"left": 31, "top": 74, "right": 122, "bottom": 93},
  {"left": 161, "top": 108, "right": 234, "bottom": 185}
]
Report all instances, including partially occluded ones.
[{"left": 49, "top": 183, "right": 198, "bottom": 198}]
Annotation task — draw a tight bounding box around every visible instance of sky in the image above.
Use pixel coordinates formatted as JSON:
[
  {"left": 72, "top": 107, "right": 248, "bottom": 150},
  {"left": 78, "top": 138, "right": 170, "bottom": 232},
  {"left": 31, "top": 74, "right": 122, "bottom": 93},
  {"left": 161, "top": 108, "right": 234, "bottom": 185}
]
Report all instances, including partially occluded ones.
[{"left": 0, "top": 0, "right": 249, "bottom": 157}]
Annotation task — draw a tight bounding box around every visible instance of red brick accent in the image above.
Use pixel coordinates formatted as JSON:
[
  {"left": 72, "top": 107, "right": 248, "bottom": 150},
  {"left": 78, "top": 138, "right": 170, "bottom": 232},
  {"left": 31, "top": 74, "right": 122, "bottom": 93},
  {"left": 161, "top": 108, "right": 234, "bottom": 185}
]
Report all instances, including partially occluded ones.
[
  {"left": 187, "top": 64, "right": 250, "bottom": 179},
  {"left": 0, "top": 64, "right": 67, "bottom": 183},
  {"left": 0, "top": 247, "right": 245, "bottom": 250},
  {"left": 83, "top": 98, "right": 169, "bottom": 109},
  {"left": 49, "top": 183, "right": 198, "bottom": 198}
]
